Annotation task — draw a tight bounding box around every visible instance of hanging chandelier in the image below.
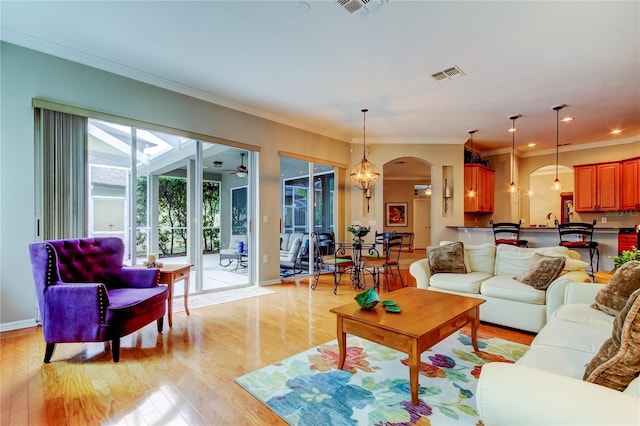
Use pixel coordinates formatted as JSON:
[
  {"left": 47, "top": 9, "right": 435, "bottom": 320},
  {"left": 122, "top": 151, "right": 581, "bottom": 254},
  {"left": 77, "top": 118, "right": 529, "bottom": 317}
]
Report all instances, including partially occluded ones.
[
  {"left": 350, "top": 108, "right": 380, "bottom": 191},
  {"left": 508, "top": 114, "right": 521, "bottom": 193},
  {"left": 467, "top": 129, "right": 477, "bottom": 197},
  {"left": 552, "top": 104, "right": 565, "bottom": 191}
]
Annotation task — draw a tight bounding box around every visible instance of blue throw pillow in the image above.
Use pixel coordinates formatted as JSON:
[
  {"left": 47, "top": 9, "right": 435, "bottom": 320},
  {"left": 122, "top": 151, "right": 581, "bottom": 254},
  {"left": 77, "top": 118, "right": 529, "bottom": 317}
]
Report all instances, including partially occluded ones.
[{"left": 300, "top": 239, "right": 309, "bottom": 255}]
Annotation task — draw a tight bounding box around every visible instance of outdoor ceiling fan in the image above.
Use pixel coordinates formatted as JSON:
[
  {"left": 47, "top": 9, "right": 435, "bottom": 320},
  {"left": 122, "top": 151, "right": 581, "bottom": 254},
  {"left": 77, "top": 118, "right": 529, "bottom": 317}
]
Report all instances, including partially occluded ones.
[{"left": 216, "top": 153, "right": 248, "bottom": 178}]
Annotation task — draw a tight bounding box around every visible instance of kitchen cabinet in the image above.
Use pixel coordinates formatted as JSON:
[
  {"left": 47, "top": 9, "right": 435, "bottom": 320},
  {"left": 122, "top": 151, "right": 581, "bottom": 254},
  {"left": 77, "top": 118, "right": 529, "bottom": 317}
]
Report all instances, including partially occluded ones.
[
  {"left": 464, "top": 164, "right": 494, "bottom": 213},
  {"left": 621, "top": 158, "right": 640, "bottom": 211},
  {"left": 574, "top": 162, "right": 620, "bottom": 212}
]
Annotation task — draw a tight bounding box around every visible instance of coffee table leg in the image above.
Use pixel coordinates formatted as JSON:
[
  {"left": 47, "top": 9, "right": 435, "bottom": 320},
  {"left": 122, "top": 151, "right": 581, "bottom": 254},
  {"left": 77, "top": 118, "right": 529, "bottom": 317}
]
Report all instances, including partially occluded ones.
[
  {"left": 336, "top": 316, "right": 346, "bottom": 369},
  {"left": 409, "top": 342, "right": 420, "bottom": 404},
  {"left": 470, "top": 307, "right": 480, "bottom": 351}
]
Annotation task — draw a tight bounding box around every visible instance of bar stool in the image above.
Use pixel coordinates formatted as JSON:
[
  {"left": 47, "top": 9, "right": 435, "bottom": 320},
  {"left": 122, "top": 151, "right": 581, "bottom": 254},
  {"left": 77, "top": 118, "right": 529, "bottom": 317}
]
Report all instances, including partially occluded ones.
[
  {"left": 490, "top": 220, "right": 528, "bottom": 247},
  {"left": 555, "top": 219, "right": 599, "bottom": 280}
]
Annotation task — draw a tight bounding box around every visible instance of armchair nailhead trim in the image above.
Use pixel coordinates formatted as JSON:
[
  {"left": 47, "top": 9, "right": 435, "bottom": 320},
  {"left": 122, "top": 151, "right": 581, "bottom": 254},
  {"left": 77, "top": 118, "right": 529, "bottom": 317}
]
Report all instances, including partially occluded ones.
[
  {"left": 98, "top": 287, "right": 107, "bottom": 324},
  {"left": 46, "top": 245, "right": 55, "bottom": 286}
]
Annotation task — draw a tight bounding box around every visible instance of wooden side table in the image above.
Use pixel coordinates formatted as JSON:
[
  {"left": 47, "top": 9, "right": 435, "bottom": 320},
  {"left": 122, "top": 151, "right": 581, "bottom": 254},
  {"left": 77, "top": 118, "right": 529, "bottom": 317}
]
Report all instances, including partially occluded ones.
[
  {"left": 593, "top": 271, "right": 614, "bottom": 285},
  {"left": 158, "top": 264, "right": 192, "bottom": 327}
]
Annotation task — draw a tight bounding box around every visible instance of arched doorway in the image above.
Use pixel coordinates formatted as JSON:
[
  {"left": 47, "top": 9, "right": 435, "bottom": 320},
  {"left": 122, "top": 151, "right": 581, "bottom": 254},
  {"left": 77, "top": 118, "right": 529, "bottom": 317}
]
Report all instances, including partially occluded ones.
[
  {"left": 382, "top": 157, "right": 431, "bottom": 249},
  {"left": 528, "top": 164, "right": 573, "bottom": 226}
]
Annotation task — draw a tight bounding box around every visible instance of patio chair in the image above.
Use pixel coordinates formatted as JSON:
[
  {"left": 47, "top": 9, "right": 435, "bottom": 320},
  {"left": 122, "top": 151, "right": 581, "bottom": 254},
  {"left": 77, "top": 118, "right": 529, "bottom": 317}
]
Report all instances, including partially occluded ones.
[
  {"left": 220, "top": 235, "right": 246, "bottom": 266},
  {"left": 28, "top": 237, "right": 168, "bottom": 363}
]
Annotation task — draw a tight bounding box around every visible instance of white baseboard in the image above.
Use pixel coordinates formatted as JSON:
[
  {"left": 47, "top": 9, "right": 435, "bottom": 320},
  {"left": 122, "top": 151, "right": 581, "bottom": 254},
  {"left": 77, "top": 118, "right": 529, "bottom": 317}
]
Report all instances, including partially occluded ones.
[{"left": 0, "top": 318, "right": 38, "bottom": 332}]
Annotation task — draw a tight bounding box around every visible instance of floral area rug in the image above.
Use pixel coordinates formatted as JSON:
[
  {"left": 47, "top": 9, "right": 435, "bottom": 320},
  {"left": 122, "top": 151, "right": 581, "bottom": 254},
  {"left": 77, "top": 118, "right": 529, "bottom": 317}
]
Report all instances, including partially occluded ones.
[{"left": 235, "top": 330, "right": 528, "bottom": 425}]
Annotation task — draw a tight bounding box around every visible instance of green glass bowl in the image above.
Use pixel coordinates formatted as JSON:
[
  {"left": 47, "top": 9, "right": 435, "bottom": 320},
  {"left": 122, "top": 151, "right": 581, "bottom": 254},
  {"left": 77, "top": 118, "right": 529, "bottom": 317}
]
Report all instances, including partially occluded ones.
[{"left": 354, "top": 288, "right": 380, "bottom": 310}]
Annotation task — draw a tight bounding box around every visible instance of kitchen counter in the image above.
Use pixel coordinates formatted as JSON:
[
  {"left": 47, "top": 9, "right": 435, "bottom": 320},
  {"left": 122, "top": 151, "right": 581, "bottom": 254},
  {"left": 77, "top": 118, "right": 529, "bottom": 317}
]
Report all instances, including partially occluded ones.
[{"left": 446, "top": 226, "right": 621, "bottom": 272}]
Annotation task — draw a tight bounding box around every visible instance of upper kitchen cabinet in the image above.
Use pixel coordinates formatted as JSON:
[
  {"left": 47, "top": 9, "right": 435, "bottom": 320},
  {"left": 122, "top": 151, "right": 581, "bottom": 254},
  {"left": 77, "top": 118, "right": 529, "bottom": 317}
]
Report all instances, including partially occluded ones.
[
  {"left": 464, "top": 164, "right": 494, "bottom": 213},
  {"left": 621, "top": 158, "right": 640, "bottom": 211},
  {"left": 574, "top": 162, "right": 620, "bottom": 212}
]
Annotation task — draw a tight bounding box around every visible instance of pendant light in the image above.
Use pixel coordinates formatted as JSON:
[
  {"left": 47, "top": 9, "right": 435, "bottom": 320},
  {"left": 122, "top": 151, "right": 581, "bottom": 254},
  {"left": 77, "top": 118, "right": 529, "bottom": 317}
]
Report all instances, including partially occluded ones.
[
  {"left": 552, "top": 104, "right": 565, "bottom": 191},
  {"left": 508, "top": 114, "right": 521, "bottom": 193},
  {"left": 350, "top": 109, "right": 380, "bottom": 211},
  {"left": 467, "top": 129, "right": 477, "bottom": 198}
]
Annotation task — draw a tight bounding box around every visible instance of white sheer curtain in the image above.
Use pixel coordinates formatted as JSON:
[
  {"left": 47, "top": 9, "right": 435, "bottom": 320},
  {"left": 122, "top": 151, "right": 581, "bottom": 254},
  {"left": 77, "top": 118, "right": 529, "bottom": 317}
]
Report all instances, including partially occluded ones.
[{"left": 34, "top": 108, "right": 88, "bottom": 239}]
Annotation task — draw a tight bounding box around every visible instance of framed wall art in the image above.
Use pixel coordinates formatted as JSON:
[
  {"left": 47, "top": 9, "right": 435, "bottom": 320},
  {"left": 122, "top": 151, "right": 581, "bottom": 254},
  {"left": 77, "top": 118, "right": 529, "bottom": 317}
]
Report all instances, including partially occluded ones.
[{"left": 385, "top": 202, "right": 407, "bottom": 227}]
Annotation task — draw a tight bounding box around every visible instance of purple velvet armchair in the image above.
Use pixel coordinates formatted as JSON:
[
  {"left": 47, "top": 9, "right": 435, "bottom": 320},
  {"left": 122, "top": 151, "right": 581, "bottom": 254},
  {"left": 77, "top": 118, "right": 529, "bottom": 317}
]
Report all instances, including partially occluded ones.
[{"left": 29, "top": 237, "right": 168, "bottom": 363}]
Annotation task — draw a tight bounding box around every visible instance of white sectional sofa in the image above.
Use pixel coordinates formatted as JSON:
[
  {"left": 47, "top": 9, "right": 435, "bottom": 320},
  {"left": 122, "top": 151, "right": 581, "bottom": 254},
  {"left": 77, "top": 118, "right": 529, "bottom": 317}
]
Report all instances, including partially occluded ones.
[
  {"left": 409, "top": 242, "right": 590, "bottom": 332},
  {"left": 477, "top": 282, "right": 640, "bottom": 425}
]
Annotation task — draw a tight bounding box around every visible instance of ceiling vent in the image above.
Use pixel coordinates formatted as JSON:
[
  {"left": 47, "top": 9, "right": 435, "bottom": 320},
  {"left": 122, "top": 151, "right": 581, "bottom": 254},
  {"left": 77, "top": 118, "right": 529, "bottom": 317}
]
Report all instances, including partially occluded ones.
[
  {"left": 432, "top": 65, "right": 466, "bottom": 82},
  {"left": 336, "top": 0, "right": 387, "bottom": 16}
]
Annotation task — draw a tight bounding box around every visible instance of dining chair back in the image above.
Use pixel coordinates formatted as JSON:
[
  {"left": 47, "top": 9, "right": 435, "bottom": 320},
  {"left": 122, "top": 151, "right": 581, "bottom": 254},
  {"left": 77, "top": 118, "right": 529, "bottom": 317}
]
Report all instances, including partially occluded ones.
[
  {"left": 364, "top": 234, "right": 405, "bottom": 291},
  {"left": 311, "top": 232, "right": 354, "bottom": 293}
]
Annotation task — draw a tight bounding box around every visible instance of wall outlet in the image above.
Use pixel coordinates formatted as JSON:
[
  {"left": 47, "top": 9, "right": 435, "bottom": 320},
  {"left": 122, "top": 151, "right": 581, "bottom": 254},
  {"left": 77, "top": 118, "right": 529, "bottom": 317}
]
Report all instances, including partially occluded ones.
[
  {"left": 601, "top": 217, "right": 607, "bottom": 223},
  {"left": 263, "top": 255, "right": 268, "bottom": 263}
]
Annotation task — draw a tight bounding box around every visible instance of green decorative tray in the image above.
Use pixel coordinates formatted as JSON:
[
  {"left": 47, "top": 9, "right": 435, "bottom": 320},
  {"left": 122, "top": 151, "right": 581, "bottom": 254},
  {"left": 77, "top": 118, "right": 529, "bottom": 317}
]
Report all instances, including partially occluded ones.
[
  {"left": 385, "top": 305, "right": 402, "bottom": 313},
  {"left": 382, "top": 300, "right": 397, "bottom": 306}
]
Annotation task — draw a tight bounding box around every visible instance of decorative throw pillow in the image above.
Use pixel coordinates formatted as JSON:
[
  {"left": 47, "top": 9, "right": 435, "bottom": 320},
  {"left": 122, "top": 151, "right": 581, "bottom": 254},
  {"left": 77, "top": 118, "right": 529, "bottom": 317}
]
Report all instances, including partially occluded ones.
[
  {"left": 583, "top": 288, "right": 640, "bottom": 391},
  {"left": 592, "top": 261, "right": 640, "bottom": 316},
  {"left": 514, "top": 253, "right": 566, "bottom": 290},
  {"left": 427, "top": 241, "right": 466, "bottom": 274}
]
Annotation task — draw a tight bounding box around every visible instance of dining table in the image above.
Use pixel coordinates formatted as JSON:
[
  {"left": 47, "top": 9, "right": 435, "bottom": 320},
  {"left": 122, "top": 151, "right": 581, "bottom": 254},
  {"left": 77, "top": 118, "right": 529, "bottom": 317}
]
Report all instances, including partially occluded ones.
[{"left": 333, "top": 241, "right": 380, "bottom": 294}]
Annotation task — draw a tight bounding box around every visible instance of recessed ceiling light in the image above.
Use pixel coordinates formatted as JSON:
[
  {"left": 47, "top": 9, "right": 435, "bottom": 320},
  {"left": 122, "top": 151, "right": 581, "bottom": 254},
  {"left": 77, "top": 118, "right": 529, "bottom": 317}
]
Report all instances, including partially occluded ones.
[
  {"left": 527, "top": 142, "right": 536, "bottom": 147},
  {"left": 611, "top": 129, "right": 622, "bottom": 135},
  {"left": 561, "top": 116, "right": 574, "bottom": 122}
]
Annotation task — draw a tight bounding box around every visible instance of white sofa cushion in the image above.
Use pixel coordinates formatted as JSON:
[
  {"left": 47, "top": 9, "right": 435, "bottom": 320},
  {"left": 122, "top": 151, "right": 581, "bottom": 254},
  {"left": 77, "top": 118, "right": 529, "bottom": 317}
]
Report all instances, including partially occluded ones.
[
  {"left": 551, "top": 303, "right": 615, "bottom": 327},
  {"left": 477, "top": 363, "right": 640, "bottom": 426},
  {"left": 439, "top": 241, "right": 495, "bottom": 274},
  {"left": 517, "top": 346, "right": 596, "bottom": 379},
  {"left": 465, "top": 243, "right": 496, "bottom": 274},
  {"left": 429, "top": 271, "right": 492, "bottom": 294},
  {"left": 531, "top": 318, "right": 612, "bottom": 355},
  {"left": 624, "top": 376, "right": 640, "bottom": 397},
  {"left": 493, "top": 244, "right": 589, "bottom": 277},
  {"left": 481, "top": 276, "right": 546, "bottom": 304}
]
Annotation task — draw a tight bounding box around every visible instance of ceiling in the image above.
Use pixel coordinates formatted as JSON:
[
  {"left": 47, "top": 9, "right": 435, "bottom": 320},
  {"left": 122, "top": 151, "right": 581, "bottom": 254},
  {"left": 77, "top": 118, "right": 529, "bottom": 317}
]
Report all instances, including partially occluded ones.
[{"left": 2, "top": 1, "right": 639, "bottom": 157}]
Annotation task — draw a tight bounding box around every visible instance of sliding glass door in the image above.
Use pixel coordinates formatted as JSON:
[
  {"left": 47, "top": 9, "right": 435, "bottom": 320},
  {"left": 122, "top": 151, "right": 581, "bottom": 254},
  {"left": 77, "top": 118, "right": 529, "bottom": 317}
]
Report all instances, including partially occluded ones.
[
  {"left": 280, "top": 157, "right": 335, "bottom": 276},
  {"left": 85, "top": 118, "right": 253, "bottom": 294}
]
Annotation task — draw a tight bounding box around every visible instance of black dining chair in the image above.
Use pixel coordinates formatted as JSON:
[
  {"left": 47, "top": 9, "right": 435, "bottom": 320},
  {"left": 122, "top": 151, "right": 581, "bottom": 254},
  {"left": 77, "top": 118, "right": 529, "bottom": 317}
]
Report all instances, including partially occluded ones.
[
  {"left": 363, "top": 234, "right": 405, "bottom": 292},
  {"left": 311, "top": 232, "right": 353, "bottom": 293},
  {"left": 555, "top": 219, "right": 599, "bottom": 280},
  {"left": 490, "top": 220, "right": 528, "bottom": 247}
]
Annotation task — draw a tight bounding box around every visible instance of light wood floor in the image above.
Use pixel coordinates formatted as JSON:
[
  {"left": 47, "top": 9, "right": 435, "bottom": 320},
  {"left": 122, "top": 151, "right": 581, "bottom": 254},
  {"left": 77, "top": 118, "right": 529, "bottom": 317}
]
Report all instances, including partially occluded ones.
[{"left": 1, "top": 267, "right": 535, "bottom": 426}]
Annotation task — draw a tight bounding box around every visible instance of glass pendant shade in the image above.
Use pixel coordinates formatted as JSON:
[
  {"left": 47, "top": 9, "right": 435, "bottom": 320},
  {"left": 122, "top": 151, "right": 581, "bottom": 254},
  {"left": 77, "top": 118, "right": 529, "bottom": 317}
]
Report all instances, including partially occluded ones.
[
  {"left": 350, "top": 158, "right": 380, "bottom": 190},
  {"left": 350, "top": 108, "right": 380, "bottom": 191}
]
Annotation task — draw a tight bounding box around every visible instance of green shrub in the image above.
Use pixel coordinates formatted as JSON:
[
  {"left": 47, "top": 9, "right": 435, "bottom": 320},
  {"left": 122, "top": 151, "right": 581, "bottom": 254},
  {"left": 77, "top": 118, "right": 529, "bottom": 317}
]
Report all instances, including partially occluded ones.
[{"left": 610, "top": 246, "right": 639, "bottom": 271}]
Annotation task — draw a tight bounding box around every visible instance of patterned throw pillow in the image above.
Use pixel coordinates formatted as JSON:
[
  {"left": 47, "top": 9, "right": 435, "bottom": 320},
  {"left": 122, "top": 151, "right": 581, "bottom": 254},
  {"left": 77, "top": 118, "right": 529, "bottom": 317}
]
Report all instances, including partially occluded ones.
[
  {"left": 427, "top": 241, "right": 466, "bottom": 275},
  {"left": 592, "top": 261, "right": 640, "bottom": 316},
  {"left": 584, "top": 288, "right": 640, "bottom": 391},
  {"left": 514, "top": 253, "right": 566, "bottom": 290}
]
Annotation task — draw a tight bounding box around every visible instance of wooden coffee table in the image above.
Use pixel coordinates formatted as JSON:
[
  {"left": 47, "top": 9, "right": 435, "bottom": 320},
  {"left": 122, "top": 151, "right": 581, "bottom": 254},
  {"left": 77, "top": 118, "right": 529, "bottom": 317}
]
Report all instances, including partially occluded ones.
[{"left": 330, "top": 287, "right": 485, "bottom": 404}]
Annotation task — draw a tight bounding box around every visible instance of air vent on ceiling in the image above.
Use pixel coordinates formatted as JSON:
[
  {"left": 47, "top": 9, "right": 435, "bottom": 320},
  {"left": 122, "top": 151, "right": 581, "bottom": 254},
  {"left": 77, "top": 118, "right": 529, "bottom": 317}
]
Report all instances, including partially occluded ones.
[
  {"left": 432, "top": 65, "right": 466, "bottom": 82},
  {"left": 336, "top": 0, "right": 387, "bottom": 16}
]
